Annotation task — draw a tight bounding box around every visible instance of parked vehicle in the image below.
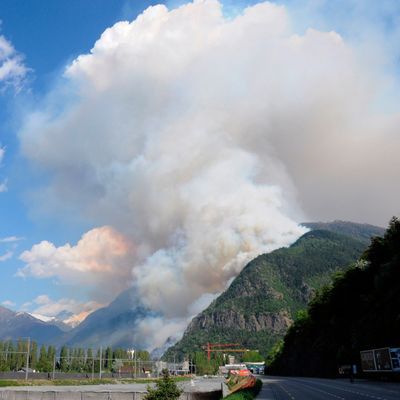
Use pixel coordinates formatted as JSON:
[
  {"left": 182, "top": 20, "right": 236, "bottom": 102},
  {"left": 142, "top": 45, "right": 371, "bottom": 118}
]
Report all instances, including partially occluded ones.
[{"left": 360, "top": 348, "right": 400, "bottom": 373}]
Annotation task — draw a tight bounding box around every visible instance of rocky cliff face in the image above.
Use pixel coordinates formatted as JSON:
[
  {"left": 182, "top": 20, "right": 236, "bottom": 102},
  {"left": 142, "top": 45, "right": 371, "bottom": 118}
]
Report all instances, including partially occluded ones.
[{"left": 188, "top": 309, "right": 292, "bottom": 334}]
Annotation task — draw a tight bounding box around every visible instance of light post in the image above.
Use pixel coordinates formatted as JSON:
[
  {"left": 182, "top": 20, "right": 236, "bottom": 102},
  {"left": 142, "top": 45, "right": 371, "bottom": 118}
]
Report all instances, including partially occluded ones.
[
  {"left": 25, "top": 337, "right": 30, "bottom": 381},
  {"left": 128, "top": 349, "right": 135, "bottom": 379},
  {"left": 135, "top": 350, "right": 137, "bottom": 379},
  {"left": 52, "top": 354, "right": 56, "bottom": 380},
  {"left": 99, "top": 346, "right": 102, "bottom": 380}
]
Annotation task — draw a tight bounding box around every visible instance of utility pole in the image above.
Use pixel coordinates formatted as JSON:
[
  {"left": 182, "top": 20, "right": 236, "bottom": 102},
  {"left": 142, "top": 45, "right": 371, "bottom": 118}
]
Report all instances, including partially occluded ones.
[
  {"left": 25, "top": 337, "right": 30, "bottom": 381},
  {"left": 52, "top": 354, "right": 56, "bottom": 380},
  {"left": 134, "top": 350, "right": 137, "bottom": 379},
  {"left": 99, "top": 346, "right": 102, "bottom": 379}
]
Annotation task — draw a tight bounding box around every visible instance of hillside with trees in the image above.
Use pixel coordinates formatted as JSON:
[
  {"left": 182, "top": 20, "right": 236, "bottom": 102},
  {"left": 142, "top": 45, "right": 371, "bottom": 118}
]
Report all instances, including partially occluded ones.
[
  {"left": 164, "top": 222, "right": 384, "bottom": 361},
  {"left": 269, "top": 217, "right": 400, "bottom": 377}
]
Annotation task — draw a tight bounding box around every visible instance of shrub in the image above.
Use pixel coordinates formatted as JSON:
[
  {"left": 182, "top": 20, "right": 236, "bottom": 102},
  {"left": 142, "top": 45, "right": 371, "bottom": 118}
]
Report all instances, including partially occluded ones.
[{"left": 144, "top": 369, "right": 183, "bottom": 400}]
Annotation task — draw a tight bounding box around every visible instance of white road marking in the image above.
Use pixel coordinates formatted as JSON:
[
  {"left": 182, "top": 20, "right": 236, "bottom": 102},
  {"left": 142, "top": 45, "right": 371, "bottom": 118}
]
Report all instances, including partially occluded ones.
[
  {"left": 294, "top": 379, "right": 389, "bottom": 400},
  {"left": 277, "top": 384, "right": 296, "bottom": 399},
  {"left": 288, "top": 380, "right": 345, "bottom": 399}
]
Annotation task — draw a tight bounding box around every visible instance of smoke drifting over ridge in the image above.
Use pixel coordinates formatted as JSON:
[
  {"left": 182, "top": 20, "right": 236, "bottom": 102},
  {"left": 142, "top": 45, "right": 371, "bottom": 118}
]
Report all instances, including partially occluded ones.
[{"left": 19, "top": 1, "right": 400, "bottom": 348}]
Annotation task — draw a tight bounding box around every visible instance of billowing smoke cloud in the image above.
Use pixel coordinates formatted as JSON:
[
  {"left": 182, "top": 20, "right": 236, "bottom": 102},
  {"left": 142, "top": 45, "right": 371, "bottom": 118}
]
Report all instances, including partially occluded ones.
[{"left": 18, "top": 0, "right": 400, "bottom": 348}]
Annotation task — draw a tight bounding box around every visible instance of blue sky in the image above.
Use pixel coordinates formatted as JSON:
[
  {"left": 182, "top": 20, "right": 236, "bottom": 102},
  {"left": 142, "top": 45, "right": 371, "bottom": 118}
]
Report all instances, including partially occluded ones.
[
  {"left": 0, "top": 0, "right": 399, "bottom": 332},
  {"left": 0, "top": 0, "right": 162, "bottom": 315}
]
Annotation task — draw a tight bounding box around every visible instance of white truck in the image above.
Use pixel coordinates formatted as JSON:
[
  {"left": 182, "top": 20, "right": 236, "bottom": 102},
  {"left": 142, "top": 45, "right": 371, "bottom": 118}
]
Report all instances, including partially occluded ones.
[{"left": 360, "top": 347, "right": 400, "bottom": 372}]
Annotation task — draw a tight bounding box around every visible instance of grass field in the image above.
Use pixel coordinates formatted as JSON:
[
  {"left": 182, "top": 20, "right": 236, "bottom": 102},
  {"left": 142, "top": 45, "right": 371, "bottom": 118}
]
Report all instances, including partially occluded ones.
[{"left": 0, "top": 376, "right": 190, "bottom": 387}]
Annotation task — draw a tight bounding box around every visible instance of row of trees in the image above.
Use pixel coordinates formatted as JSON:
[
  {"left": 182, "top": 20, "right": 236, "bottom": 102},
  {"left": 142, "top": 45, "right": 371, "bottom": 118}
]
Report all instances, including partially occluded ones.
[
  {"left": 187, "top": 350, "right": 263, "bottom": 375},
  {"left": 0, "top": 340, "right": 260, "bottom": 375},
  {"left": 0, "top": 340, "right": 150, "bottom": 373}
]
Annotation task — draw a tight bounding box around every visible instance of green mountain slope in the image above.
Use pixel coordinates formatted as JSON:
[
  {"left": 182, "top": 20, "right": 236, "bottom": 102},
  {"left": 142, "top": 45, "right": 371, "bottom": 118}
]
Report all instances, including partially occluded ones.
[
  {"left": 269, "top": 217, "right": 400, "bottom": 377},
  {"left": 301, "top": 220, "right": 384, "bottom": 243},
  {"left": 164, "top": 222, "right": 383, "bottom": 360}
]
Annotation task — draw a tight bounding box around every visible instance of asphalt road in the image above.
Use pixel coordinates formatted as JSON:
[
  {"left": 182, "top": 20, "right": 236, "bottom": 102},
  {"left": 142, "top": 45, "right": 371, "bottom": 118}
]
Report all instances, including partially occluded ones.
[{"left": 258, "top": 376, "right": 400, "bottom": 400}]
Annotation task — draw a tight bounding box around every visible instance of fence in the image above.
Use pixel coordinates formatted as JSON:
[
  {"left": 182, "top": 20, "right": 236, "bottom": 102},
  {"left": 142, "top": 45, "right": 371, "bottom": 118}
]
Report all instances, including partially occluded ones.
[{"left": 0, "top": 338, "right": 194, "bottom": 380}]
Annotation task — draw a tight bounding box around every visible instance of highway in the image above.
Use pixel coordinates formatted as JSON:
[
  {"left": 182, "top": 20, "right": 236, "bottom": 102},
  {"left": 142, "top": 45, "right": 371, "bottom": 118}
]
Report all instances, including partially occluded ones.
[{"left": 258, "top": 376, "right": 400, "bottom": 400}]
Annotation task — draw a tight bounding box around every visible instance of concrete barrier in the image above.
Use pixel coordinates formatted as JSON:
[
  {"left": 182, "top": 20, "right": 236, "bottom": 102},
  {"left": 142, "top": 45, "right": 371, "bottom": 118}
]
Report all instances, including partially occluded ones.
[
  {"left": 0, "top": 389, "right": 222, "bottom": 400},
  {"left": 182, "top": 390, "right": 221, "bottom": 400},
  {"left": 221, "top": 381, "right": 230, "bottom": 398}
]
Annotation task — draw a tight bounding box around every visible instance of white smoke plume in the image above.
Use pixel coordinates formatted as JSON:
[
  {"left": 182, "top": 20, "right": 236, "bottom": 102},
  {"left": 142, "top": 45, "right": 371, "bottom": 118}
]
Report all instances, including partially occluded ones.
[{"left": 19, "top": 0, "right": 400, "bottom": 348}]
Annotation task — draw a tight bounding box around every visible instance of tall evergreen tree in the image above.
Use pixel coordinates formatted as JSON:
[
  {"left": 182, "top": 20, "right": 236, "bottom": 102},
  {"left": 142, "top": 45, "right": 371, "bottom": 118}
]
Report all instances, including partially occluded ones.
[
  {"left": 30, "top": 341, "right": 38, "bottom": 370},
  {"left": 47, "top": 346, "right": 56, "bottom": 372},
  {"left": 60, "top": 346, "right": 69, "bottom": 372},
  {"left": 144, "top": 369, "right": 182, "bottom": 400},
  {"left": 85, "top": 348, "right": 94, "bottom": 373},
  {"left": 105, "top": 347, "right": 112, "bottom": 369},
  {"left": 37, "top": 345, "right": 51, "bottom": 372},
  {"left": 0, "top": 341, "right": 6, "bottom": 371},
  {"left": 6, "top": 341, "right": 16, "bottom": 371},
  {"left": 16, "top": 340, "right": 26, "bottom": 371}
]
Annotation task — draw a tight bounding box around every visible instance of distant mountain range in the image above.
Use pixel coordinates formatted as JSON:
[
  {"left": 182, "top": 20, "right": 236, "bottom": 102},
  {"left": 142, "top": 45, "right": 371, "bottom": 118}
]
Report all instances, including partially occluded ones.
[
  {"left": 0, "top": 221, "right": 385, "bottom": 355},
  {"left": 163, "top": 221, "right": 384, "bottom": 360},
  {"left": 59, "top": 288, "right": 149, "bottom": 348},
  {"left": 0, "top": 291, "right": 148, "bottom": 348},
  {"left": 0, "top": 306, "right": 63, "bottom": 343},
  {"left": 30, "top": 310, "right": 82, "bottom": 332}
]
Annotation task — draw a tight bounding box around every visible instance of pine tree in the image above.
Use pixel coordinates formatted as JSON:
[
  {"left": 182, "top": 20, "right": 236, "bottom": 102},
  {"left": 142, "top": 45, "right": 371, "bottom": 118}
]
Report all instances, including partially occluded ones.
[
  {"left": 85, "top": 348, "right": 94, "bottom": 373},
  {"left": 71, "top": 348, "right": 79, "bottom": 371},
  {"left": 60, "top": 346, "right": 69, "bottom": 372},
  {"left": 16, "top": 340, "right": 25, "bottom": 371},
  {"left": 6, "top": 341, "right": 16, "bottom": 371},
  {"left": 78, "top": 348, "right": 85, "bottom": 372},
  {"left": 105, "top": 347, "right": 112, "bottom": 370},
  {"left": 144, "top": 369, "right": 183, "bottom": 400},
  {"left": 0, "top": 341, "right": 6, "bottom": 371},
  {"left": 95, "top": 349, "right": 101, "bottom": 372},
  {"left": 47, "top": 346, "right": 56, "bottom": 372},
  {"left": 37, "top": 345, "right": 51, "bottom": 372},
  {"left": 30, "top": 341, "right": 38, "bottom": 370}
]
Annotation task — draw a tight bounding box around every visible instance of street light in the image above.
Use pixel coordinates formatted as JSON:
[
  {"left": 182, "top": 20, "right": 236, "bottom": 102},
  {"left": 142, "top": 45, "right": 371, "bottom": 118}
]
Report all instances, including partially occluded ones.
[{"left": 127, "top": 349, "right": 136, "bottom": 379}]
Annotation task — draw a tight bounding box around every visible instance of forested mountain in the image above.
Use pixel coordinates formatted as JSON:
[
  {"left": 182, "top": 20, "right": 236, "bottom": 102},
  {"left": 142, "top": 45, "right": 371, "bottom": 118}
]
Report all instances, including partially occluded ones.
[
  {"left": 269, "top": 217, "right": 400, "bottom": 377},
  {"left": 301, "top": 220, "right": 384, "bottom": 243},
  {"left": 164, "top": 222, "right": 384, "bottom": 360}
]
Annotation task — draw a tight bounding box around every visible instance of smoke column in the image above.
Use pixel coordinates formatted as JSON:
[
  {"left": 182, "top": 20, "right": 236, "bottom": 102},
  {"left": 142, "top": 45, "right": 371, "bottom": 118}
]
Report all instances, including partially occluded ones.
[{"left": 19, "top": 0, "right": 400, "bottom": 348}]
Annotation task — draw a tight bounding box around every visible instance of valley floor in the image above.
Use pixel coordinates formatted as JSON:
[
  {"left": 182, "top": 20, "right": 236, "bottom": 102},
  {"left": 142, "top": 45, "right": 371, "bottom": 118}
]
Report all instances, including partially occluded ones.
[{"left": 0, "top": 377, "right": 224, "bottom": 399}]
